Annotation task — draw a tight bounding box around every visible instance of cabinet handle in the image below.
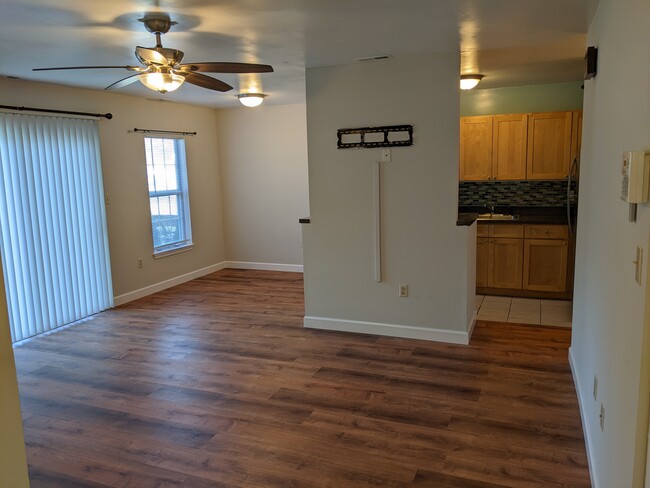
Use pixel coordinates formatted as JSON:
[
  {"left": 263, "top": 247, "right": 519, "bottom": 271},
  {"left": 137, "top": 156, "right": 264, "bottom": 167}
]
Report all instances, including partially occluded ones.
[
  {"left": 544, "top": 230, "right": 549, "bottom": 234},
  {"left": 563, "top": 241, "right": 567, "bottom": 245}
]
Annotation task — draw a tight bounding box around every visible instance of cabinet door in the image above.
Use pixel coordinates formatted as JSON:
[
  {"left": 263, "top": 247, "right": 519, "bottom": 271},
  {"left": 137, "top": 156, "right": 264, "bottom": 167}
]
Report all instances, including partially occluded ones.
[
  {"left": 526, "top": 112, "right": 573, "bottom": 180},
  {"left": 492, "top": 114, "right": 527, "bottom": 180},
  {"left": 476, "top": 238, "right": 490, "bottom": 288},
  {"left": 460, "top": 116, "right": 493, "bottom": 181},
  {"left": 523, "top": 239, "right": 568, "bottom": 292},
  {"left": 570, "top": 111, "right": 583, "bottom": 178},
  {"left": 489, "top": 238, "right": 523, "bottom": 289}
]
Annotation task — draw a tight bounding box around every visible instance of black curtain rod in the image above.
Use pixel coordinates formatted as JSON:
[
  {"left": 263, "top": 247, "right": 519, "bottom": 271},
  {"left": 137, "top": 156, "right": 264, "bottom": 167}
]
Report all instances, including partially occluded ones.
[
  {"left": 0, "top": 104, "right": 112, "bottom": 119},
  {"left": 132, "top": 128, "right": 197, "bottom": 136}
]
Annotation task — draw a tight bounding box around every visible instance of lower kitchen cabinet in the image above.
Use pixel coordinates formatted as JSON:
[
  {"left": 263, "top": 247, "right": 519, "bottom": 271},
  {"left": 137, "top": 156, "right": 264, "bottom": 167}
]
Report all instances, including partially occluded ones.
[
  {"left": 477, "top": 225, "right": 524, "bottom": 289},
  {"left": 477, "top": 223, "right": 571, "bottom": 297},
  {"left": 523, "top": 238, "right": 568, "bottom": 292}
]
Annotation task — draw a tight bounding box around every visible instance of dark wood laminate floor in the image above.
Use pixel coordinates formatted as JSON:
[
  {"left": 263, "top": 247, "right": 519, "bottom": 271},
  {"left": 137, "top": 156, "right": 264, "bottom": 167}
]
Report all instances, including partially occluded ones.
[{"left": 14, "top": 269, "right": 591, "bottom": 488}]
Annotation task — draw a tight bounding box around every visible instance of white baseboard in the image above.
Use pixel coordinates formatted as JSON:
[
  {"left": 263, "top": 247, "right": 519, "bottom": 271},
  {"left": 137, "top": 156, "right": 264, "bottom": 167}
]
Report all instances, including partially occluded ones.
[
  {"left": 467, "top": 313, "right": 477, "bottom": 340},
  {"left": 224, "top": 261, "right": 303, "bottom": 273},
  {"left": 114, "top": 262, "right": 228, "bottom": 306},
  {"left": 569, "top": 347, "right": 598, "bottom": 488},
  {"left": 304, "top": 316, "right": 470, "bottom": 344}
]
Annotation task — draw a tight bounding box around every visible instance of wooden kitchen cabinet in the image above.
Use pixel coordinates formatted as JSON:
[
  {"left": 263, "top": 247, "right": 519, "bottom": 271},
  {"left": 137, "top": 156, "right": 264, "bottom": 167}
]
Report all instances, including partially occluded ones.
[
  {"left": 476, "top": 237, "right": 490, "bottom": 287},
  {"left": 460, "top": 116, "right": 493, "bottom": 180},
  {"left": 492, "top": 114, "right": 528, "bottom": 180},
  {"left": 526, "top": 111, "right": 573, "bottom": 179},
  {"left": 490, "top": 238, "right": 524, "bottom": 289},
  {"left": 522, "top": 224, "right": 569, "bottom": 292},
  {"left": 477, "top": 223, "right": 571, "bottom": 296},
  {"left": 477, "top": 224, "right": 523, "bottom": 289},
  {"left": 461, "top": 111, "right": 579, "bottom": 181}
]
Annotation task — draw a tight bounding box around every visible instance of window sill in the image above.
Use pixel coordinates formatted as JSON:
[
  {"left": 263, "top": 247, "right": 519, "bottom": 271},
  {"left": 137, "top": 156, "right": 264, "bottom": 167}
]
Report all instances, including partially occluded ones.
[{"left": 153, "top": 243, "right": 194, "bottom": 259}]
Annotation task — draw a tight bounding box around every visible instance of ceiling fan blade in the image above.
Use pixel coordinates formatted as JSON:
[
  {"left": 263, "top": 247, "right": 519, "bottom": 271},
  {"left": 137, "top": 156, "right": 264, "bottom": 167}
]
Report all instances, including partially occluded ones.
[
  {"left": 135, "top": 46, "right": 169, "bottom": 66},
  {"left": 178, "top": 62, "right": 274, "bottom": 74},
  {"left": 104, "top": 73, "right": 142, "bottom": 90},
  {"left": 33, "top": 66, "right": 136, "bottom": 71},
  {"left": 181, "top": 72, "right": 233, "bottom": 92}
]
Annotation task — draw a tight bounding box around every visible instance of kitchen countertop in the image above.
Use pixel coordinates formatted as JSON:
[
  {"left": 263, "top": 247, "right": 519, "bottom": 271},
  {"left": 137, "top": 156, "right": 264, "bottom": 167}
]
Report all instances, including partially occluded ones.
[{"left": 456, "top": 206, "right": 572, "bottom": 226}]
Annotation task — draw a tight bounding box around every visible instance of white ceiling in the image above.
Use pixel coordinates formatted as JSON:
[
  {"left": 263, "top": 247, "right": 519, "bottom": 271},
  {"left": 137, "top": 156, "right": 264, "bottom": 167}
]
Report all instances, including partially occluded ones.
[{"left": 0, "top": 0, "right": 596, "bottom": 108}]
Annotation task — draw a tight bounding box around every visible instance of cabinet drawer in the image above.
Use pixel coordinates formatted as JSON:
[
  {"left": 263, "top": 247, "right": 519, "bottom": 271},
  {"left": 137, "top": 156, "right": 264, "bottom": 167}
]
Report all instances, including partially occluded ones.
[
  {"left": 477, "top": 224, "right": 489, "bottom": 237},
  {"left": 525, "top": 225, "right": 568, "bottom": 239},
  {"left": 489, "top": 224, "right": 524, "bottom": 238}
]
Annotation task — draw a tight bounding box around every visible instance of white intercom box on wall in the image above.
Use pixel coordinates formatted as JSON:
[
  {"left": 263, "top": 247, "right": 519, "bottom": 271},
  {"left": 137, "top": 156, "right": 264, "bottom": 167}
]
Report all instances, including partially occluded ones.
[{"left": 621, "top": 151, "right": 650, "bottom": 203}]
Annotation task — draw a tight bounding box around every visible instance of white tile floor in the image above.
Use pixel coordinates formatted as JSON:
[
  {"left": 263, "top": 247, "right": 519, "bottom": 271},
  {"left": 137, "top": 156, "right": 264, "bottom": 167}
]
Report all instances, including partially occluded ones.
[{"left": 476, "top": 295, "right": 572, "bottom": 327}]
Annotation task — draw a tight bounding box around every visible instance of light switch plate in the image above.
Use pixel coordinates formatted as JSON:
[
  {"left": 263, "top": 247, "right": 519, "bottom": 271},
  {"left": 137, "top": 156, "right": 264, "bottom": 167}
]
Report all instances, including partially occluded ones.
[{"left": 635, "top": 246, "right": 643, "bottom": 285}]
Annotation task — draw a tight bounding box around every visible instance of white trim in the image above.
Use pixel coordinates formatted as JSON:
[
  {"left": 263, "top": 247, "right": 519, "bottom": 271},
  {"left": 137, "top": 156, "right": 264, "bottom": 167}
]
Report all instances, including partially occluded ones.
[
  {"left": 467, "top": 312, "right": 477, "bottom": 340},
  {"left": 304, "top": 316, "right": 470, "bottom": 344},
  {"left": 224, "top": 261, "right": 303, "bottom": 273},
  {"left": 114, "top": 262, "right": 227, "bottom": 306},
  {"left": 153, "top": 243, "right": 194, "bottom": 259},
  {"left": 569, "top": 346, "right": 598, "bottom": 488}
]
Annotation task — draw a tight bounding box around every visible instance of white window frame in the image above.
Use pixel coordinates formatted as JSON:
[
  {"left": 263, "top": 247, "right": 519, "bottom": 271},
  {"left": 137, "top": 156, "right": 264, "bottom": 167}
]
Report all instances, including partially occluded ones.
[{"left": 143, "top": 136, "right": 193, "bottom": 258}]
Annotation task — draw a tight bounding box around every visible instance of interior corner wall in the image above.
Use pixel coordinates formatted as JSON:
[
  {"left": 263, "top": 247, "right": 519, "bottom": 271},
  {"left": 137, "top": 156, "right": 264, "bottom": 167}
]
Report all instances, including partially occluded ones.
[
  {"left": 0, "top": 269, "right": 30, "bottom": 488},
  {"left": 570, "top": 0, "right": 650, "bottom": 486},
  {"left": 460, "top": 81, "right": 584, "bottom": 116},
  {"left": 303, "top": 54, "right": 473, "bottom": 341},
  {"left": 216, "top": 104, "right": 309, "bottom": 266},
  {"left": 0, "top": 78, "right": 227, "bottom": 300}
]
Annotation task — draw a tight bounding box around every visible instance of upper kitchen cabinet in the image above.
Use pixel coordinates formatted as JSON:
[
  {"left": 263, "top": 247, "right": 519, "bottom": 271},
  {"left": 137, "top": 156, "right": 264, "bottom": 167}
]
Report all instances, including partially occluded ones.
[
  {"left": 526, "top": 111, "right": 573, "bottom": 179},
  {"left": 460, "top": 116, "right": 493, "bottom": 180},
  {"left": 460, "top": 111, "right": 581, "bottom": 181},
  {"left": 570, "top": 110, "right": 583, "bottom": 177},
  {"left": 492, "top": 114, "right": 528, "bottom": 180}
]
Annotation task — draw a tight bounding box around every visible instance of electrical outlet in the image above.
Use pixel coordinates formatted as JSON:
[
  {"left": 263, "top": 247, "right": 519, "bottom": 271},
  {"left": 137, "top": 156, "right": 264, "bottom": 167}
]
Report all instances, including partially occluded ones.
[
  {"left": 399, "top": 284, "right": 408, "bottom": 297},
  {"left": 599, "top": 403, "right": 605, "bottom": 431},
  {"left": 381, "top": 148, "right": 391, "bottom": 163},
  {"left": 137, "top": 258, "right": 143, "bottom": 269},
  {"left": 104, "top": 194, "right": 111, "bottom": 205},
  {"left": 593, "top": 375, "right": 598, "bottom": 401}
]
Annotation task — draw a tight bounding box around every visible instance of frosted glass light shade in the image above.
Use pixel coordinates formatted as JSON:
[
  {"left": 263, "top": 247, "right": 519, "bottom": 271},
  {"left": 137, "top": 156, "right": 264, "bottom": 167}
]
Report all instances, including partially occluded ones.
[
  {"left": 460, "top": 74, "right": 484, "bottom": 90},
  {"left": 139, "top": 69, "right": 185, "bottom": 93},
  {"left": 237, "top": 93, "right": 267, "bottom": 107}
]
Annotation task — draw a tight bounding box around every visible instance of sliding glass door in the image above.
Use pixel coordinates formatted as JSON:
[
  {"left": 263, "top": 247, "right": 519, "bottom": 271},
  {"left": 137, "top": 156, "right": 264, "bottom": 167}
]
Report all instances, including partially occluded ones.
[{"left": 0, "top": 113, "right": 113, "bottom": 342}]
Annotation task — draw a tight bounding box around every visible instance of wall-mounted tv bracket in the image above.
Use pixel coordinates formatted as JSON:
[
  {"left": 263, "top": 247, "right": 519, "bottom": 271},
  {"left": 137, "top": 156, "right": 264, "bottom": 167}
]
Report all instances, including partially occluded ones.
[{"left": 337, "top": 124, "right": 413, "bottom": 149}]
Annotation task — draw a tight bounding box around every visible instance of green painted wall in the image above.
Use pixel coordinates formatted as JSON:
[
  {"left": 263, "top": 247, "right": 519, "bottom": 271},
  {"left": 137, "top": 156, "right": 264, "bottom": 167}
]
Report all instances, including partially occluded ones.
[{"left": 461, "top": 82, "right": 584, "bottom": 116}]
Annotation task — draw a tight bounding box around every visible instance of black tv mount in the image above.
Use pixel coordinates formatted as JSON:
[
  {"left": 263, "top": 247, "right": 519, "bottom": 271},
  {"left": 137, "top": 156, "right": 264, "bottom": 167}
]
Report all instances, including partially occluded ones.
[{"left": 337, "top": 124, "right": 413, "bottom": 149}]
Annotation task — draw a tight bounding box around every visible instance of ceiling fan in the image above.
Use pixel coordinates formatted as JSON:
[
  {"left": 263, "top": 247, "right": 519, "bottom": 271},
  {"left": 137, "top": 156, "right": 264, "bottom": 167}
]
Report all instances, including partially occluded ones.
[{"left": 33, "top": 16, "right": 274, "bottom": 95}]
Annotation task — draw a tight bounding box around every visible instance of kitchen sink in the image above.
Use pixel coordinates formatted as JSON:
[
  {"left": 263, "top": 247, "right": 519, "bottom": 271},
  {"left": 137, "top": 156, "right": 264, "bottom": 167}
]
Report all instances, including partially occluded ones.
[{"left": 477, "top": 213, "right": 519, "bottom": 221}]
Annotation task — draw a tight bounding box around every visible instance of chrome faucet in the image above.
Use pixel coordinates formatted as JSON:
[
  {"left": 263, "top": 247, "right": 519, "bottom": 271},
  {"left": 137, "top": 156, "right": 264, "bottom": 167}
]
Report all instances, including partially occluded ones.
[{"left": 483, "top": 204, "right": 495, "bottom": 214}]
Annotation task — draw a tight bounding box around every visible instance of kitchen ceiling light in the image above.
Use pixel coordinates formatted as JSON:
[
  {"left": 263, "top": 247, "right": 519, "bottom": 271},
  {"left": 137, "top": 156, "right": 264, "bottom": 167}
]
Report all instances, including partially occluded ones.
[
  {"left": 237, "top": 93, "right": 267, "bottom": 107},
  {"left": 138, "top": 67, "right": 185, "bottom": 94},
  {"left": 460, "top": 74, "right": 485, "bottom": 90}
]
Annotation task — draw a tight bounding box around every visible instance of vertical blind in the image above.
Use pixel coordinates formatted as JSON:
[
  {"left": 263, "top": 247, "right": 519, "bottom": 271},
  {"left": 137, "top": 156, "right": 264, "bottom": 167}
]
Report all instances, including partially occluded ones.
[{"left": 0, "top": 113, "right": 113, "bottom": 343}]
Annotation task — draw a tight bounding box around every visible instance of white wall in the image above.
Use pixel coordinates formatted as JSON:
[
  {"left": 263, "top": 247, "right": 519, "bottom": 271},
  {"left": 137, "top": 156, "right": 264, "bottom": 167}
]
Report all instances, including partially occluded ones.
[
  {"left": 303, "top": 54, "right": 474, "bottom": 343},
  {"left": 0, "top": 266, "right": 29, "bottom": 487},
  {"left": 571, "top": 0, "right": 650, "bottom": 486},
  {"left": 216, "top": 104, "right": 309, "bottom": 266},
  {"left": 0, "top": 78, "right": 227, "bottom": 300}
]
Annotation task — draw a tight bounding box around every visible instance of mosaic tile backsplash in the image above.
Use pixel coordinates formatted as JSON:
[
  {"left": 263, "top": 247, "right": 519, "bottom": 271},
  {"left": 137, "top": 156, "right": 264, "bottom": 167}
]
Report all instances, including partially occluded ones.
[{"left": 459, "top": 180, "right": 577, "bottom": 207}]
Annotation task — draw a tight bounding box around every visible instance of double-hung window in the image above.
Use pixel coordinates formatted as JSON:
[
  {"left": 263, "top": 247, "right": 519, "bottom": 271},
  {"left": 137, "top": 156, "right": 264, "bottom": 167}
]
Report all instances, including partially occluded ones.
[{"left": 144, "top": 137, "right": 193, "bottom": 256}]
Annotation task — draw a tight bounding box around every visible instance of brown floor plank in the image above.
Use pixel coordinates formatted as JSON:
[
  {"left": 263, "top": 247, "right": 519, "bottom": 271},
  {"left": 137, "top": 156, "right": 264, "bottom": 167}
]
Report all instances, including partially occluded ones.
[{"left": 14, "top": 269, "right": 591, "bottom": 487}]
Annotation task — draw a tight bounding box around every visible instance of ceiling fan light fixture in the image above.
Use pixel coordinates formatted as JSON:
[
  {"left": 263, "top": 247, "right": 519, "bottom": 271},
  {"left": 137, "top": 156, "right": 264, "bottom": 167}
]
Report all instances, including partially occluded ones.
[
  {"left": 139, "top": 68, "right": 185, "bottom": 94},
  {"left": 237, "top": 93, "right": 267, "bottom": 108},
  {"left": 460, "top": 74, "right": 485, "bottom": 90}
]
